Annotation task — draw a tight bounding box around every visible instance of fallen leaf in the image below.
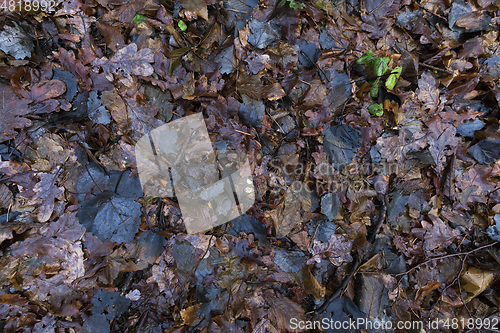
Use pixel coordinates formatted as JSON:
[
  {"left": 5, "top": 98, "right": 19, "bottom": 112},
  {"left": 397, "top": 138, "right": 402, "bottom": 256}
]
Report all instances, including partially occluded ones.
[
  {"left": 416, "top": 71, "right": 441, "bottom": 113},
  {"left": 308, "top": 234, "right": 353, "bottom": 266},
  {"left": 461, "top": 267, "right": 495, "bottom": 303},
  {"left": 247, "top": 19, "right": 280, "bottom": 49},
  {"left": 426, "top": 117, "right": 460, "bottom": 173},
  {"left": 0, "top": 25, "right": 33, "bottom": 59},
  {"left": 361, "top": 0, "right": 401, "bottom": 39},
  {"left": 411, "top": 215, "right": 460, "bottom": 252},
  {"left": 92, "top": 43, "right": 154, "bottom": 86},
  {"left": 323, "top": 124, "right": 361, "bottom": 170},
  {"left": 27, "top": 168, "right": 65, "bottom": 223},
  {"left": 468, "top": 139, "right": 500, "bottom": 165},
  {"left": 179, "top": 0, "right": 208, "bottom": 20},
  {"left": 0, "top": 84, "right": 32, "bottom": 143}
]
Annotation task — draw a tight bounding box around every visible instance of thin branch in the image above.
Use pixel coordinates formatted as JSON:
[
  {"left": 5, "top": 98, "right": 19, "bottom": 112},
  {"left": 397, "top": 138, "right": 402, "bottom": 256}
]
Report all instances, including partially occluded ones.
[{"left": 394, "top": 242, "right": 498, "bottom": 277}]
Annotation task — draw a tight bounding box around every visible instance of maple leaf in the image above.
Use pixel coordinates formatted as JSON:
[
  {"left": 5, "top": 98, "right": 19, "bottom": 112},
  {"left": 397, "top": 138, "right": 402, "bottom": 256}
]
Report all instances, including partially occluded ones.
[
  {"left": 308, "top": 234, "right": 353, "bottom": 266},
  {"left": 361, "top": 0, "right": 401, "bottom": 39},
  {"left": 416, "top": 71, "right": 441, "bottom": 113},
  {"left": 375, "top": 128, "right": 427, "bottom": 163},
  {"left": 425, "top": 117, "right": 460, "bottom": 173},
  {"left": 0, "top": 84, "right": 32, "bottom": 143},
  {"left": 455, "top": 164, "right": 499, "bottom": 208},
  {"left": 28, "top": 168, "right": 65, "bottom": 223},
  {"left": 411, "top": 215, "right": 461, "bottom": 252},
  {"left": 92, "top": 43, "right": 154, "bottom": 87}
]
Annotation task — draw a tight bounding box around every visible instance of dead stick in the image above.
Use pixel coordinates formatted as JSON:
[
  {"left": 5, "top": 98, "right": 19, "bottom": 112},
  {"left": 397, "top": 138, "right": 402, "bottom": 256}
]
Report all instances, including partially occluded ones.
[{"left": 394, "top": 242, "right": 498, "bottom": 277}]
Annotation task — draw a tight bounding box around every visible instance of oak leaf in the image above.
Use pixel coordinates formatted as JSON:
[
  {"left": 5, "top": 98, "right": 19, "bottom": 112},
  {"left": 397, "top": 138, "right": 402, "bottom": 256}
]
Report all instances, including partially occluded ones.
[{"left": 0, "top": 84, "right": 32, "bottom": 143}]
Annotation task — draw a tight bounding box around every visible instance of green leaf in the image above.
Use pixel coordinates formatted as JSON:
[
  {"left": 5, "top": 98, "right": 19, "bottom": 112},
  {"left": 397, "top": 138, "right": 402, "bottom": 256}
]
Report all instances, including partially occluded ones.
[
  {"left": 368, "top": 103, "right": 383, "bottom": 117},
  {"left": 385, "top": 66, "right": 402, "bottom": 90},
  {"left": 168, "top": 47, "right": 191, "bottom": 75},
  {"left": 133, "top": 14, "right": 148, "bottom": 24},
  {"left": 178, "top": 20, "right": 187, "bottom": 31},
  {"left": 374, "top": 57, "right": 389, "bottom": 77},
  {"left": 289, "top": 0, "right": 305, "bottom": 9},
  {"left": 370, "top": 81, "right": 381, "bottom": 98},
  {"left": 357, "top": 50, "right": 374, "bottom": 65}
]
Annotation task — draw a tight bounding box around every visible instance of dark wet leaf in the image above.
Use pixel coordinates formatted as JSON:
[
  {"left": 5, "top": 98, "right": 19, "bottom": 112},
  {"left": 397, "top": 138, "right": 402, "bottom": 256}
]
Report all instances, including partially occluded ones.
[
  {"left": 324, "top": 70, "right": 352, "bottom": 111},
  {"left": 82, "top": 314, "right": 110, "bottom": 333},
  {"left": 386, "top": 190, "right": 408, "bottom": 223},
  {"left": 456, "top": 119, "right": 485, "bottom": 138},
  {"left": 92, "top": 43, "right": 154, "bottom": 85},
  {"left": 319, "top": 27, "right": 348, "bottom": 51},
  {"left": 458, "top": 37, "right": 485, "bottom": 58},
  {"left": 324, "top": 124, "right": 361, "bottom": 170},
  {"left": 412, "top": 215, "right": 461, "bottom": 251},
  {"left": 88, "top": 91, "right": 111, "bottom": 125},
  {"left": 92, "top": 289, "right": 130, "bottom": 321},
  {"left": 27, "top": 169, "right": 65, "bottom": 223},
  {"left": 416, "top": 71, "right": 440, "bottom": 112},
  {"left": 58, "top": 48, "right": 93, "bottom": 91},
  {"left": 215, "top": 45, "right": 236, "bottom": 75},
  {"left": 95, "top": 21, "right": 126, "bottom": 53},
  {"left": 449, "top": 1, "right": 491, "bottom": 32},
  {"left": 239, "top": 95, "right": 265, "bottom": 128},
  {"left": 229, "top": 215, "right": 268, "bottom": 246},
  {"left": 469, "top": 139, "right": 500, "bottom": 165},
  {"left": 53, "top": 69, "right": 78, "bottom": 101},
  {"left": 321, "top": 297, "right": 363, "bottom": 333},
  {"left": 321, "top": 192, "right": 341, "bottom": 221},
  {"left": 298, "top": 41, "right": 320, "bottom": 68},
  {"left": 76, "top": 165, "right": 143, "bottom": 243},
  {"left": 144, "top": 84, "right": 173, "bottom": 122},
  {"left": 247, "top": 19, "right": 280, "bottom": 49},
  {"left": 173, "top": 240, "right": 197, "bottom": 284},
  {"left": 307, "top": 216, "right": 336, "bottom": 243},
  {"left": 486, "top": 215, "right": 500, "bottom": 242},
  {"left": 273, "top": 248, "right": 306, "bottom": 274},
  {"left": 236, "top": 72, "right": 262, "bottom": 100},
  {"left": 226, "top": 0, "right": 258, "bottom": 13},
  {"left": 361, "top": 0, "right": 400, "bottom": 39},
  {"left": 426, "top": 117, "right": 459, "bottom": 173},
  {"left": 0, "top": 85, "right": 32, "bottom": 143},
  {"left": 78, "top": 193, "right": 142, "bottom": 243},
  {"left": 485, "top": 55, "right": 500, "bottom": 81},
  {"left": 179, "top": 0, "right": 208, "bottom": 20},
  {"left": 309, "top": 234, "right": 353, "bottom": 266},
  {"left": 358, "top": 274, "right": 389, "bottom": 318}
]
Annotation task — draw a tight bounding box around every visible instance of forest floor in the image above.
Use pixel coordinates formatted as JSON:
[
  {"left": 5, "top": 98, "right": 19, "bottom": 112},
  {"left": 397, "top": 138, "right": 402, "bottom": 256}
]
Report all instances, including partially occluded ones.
[{"left": 1, "top": 0, "right": 500, "bottom": 332}]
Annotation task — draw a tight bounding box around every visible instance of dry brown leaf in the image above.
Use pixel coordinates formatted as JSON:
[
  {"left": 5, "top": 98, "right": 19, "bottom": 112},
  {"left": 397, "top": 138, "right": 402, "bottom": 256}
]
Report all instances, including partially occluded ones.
[
  {"left": 0, "top": 183, "right": 13, "bottom": 209},
  {"left": 416, "top": 71, "right": 441, "bottom": 113},
  {"left": 461, "top": 267, "right": 495, "bottom": 303},
  {"left": 27, "top": 169, "right": 65, "bottom": 223}
]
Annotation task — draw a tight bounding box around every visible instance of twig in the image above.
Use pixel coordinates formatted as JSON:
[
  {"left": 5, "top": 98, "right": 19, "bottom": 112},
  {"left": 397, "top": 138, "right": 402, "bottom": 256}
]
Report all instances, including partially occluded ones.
[
  {"left": 415, "top": 2, "right": 448, "bottom": 22},
  {"left": 367, "top": 194, "right": 387, "bottom": 243},
  {"left": 315, "top": 254, "right": 360, "bottom": 314},
  {"left": 419, "top": 62, "right": 453, "bottom": 74},
  {"left": 394, "top": 242, "right": 498, "bottom": 277}
]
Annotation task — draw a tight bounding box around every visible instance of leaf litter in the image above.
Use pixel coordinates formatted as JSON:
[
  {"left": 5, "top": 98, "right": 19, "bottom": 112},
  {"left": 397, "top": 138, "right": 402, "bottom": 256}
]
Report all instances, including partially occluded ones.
[{"left": 0, "top": 0, "right": 500, "bottom": 331}]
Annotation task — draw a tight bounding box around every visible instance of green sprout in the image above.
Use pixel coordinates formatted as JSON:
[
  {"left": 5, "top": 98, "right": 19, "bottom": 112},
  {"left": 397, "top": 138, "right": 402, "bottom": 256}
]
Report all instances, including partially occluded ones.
[
  {"left": 385, "top": 66, "right": 402, "bottom": 90},
  {"left": 357, "top": 50, "right": 401, "bottom": 100},
  {"left": 279, "top": 0, "right": 305, "bottom": 10},
  {"left": 178, "top": 20, "right": 187, "bottom": 31},
  {"left": 368, "top": 103, "right": 384, "bottom": 117},
  {"left": 133, "top": 14, "right": 148, "bottom": 24}
]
